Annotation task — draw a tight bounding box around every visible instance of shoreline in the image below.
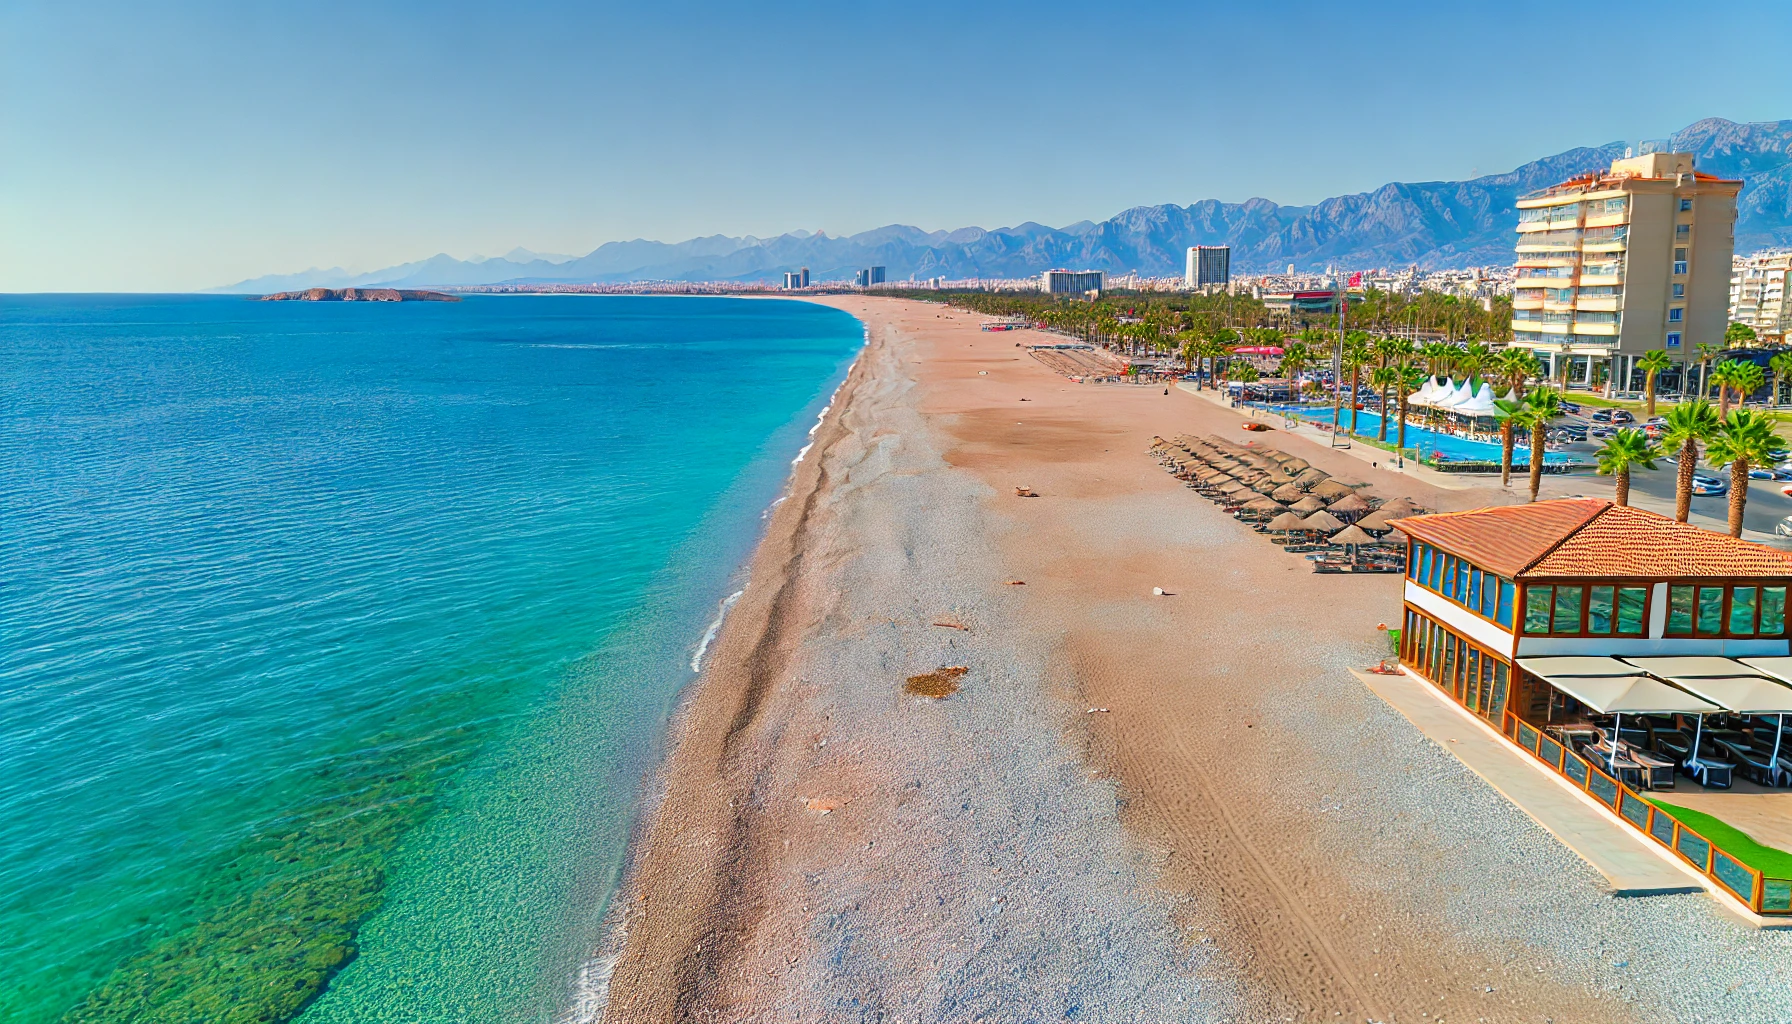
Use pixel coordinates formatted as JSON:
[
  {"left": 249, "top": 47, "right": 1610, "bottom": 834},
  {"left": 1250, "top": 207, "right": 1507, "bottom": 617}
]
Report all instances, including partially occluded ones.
[{"left": 584, "top": 297, "right": 1792, "bottom": 1023}]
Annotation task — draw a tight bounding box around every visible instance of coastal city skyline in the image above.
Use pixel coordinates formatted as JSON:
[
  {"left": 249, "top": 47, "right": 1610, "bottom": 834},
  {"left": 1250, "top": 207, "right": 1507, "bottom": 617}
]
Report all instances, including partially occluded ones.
[{"left": 8, "top": 0, "right": 1792, "bottom": 291}]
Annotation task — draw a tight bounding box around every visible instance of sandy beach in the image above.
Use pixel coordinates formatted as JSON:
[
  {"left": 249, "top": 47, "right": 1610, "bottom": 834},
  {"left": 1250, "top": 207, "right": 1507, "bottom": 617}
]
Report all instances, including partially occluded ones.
[{"left": 589, "top": 297, "right": 1792, "bottom": 1023}]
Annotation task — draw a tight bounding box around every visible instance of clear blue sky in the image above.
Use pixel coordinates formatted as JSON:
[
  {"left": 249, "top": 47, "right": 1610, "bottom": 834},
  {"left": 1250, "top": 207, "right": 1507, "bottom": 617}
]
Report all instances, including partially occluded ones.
[{"left": 5, "top": 0, "right": 1791, "bottom": 291}]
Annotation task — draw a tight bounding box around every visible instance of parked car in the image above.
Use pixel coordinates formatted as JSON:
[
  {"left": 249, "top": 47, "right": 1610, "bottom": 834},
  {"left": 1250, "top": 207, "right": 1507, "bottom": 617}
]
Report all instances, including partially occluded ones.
[
  {"left": 1560, "top": 401, "right": 1583, "bottom": 414},
  {"left": 1590, "top": 409, "right": 1614, "bottom": 423},
  {"left": 1777, "top": 515, "right": 1792, "bottom": 539},
  {"left": 1612, "top": 410, "right": 1636, "bottom": 424},
  {"left": 1589, "top": 425, "right": 1619, "bottom": 440},
  {"left": 1691, "top": 472, "right": 1729, "bottom": 496}
]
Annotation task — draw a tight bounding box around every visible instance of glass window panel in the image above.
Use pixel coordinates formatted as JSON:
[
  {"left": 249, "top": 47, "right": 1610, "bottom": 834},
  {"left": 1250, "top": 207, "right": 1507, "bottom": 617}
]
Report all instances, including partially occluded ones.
[
  {"left": 1669, "top": 585, "right": 1695, "bottom": 634},
  {"left": 1427, "top": 549, "right": 1440, "bottom": 589},
  {"left": 1470, "top": 568, "right": 1483, "bottom": 612},
  {"left": 1586, "top": 586, "right": 1613, "bottom": 634},
  {"left": 1526, "top": 586, "right": 1553, "bottom": 634},
  {"left": 1460, "top": 562, "right": 1471, "bottom": 600},
  {"left": 1553, "top": 586, "right": 1583, "bottom": 634},
  {"left": 1442, "top": 636, "right": 1456, "bottom": 687},
  {"left": 1617, "top": 587, "right": 1647, "bottom": 634},
  {"left": 1465, "top": 649, "right": 1480, "bottom": 710},
  {"left": 1764, "top": 587, "right": 1786, "bottom": 635},
  {"left": 1482, "top": 576, "right": 1498, "bottom": 618},
  {"left": 1498, "top": 579, "right": 1515, "bottom": 628},
  {"left": 1731, "top": 587, "right": 1758, "bottom": 635},
  {"left": 1489, "top": 663, "right": 1509, "bottom": 721},
  {"left": 1697, "top": 587, "right": 1725, "bottom": 635},
  {"left": 1442, "top": 557, "right": 1455, "bottom": 598}
]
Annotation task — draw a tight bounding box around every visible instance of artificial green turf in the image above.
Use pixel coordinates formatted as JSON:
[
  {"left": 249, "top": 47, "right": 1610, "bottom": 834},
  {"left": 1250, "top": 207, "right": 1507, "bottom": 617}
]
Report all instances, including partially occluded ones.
[{"left": 1649, "top": 798, "right": 1792, "bottom": 878}]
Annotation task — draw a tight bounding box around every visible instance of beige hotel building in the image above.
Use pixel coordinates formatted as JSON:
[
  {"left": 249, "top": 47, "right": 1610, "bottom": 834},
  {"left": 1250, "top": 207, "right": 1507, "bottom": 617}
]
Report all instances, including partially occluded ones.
[{"left": 1511, "top": 152, "right": 1741, "bottom": 392}]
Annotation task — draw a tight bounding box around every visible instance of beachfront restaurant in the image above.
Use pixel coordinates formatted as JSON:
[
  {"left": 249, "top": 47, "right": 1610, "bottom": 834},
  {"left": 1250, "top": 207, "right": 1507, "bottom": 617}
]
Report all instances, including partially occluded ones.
[{"left": 1393, "top": 498, "right": 1792, "bottom": 914}]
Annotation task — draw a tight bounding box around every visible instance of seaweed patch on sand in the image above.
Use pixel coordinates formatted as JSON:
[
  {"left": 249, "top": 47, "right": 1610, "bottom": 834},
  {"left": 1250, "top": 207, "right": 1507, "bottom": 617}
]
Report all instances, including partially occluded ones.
[{"left": 904, "top": 666, "right": 967, "bottom": 699}]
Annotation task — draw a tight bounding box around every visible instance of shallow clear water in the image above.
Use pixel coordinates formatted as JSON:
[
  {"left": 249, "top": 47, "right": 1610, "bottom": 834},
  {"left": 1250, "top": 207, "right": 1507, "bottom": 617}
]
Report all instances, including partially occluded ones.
[{"left": 0, "top": 294, "right": 862, "bottom": 1023}]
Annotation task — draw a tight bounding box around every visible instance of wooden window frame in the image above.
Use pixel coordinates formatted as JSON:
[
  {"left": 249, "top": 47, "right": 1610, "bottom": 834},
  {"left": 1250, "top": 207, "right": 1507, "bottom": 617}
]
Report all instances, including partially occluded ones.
[
  {"left": 1661, "top": 581, "right": 1792, "bottom": 639},
  {"left": 1518, "top": 580, "right": 1656, "bottom": 638}
]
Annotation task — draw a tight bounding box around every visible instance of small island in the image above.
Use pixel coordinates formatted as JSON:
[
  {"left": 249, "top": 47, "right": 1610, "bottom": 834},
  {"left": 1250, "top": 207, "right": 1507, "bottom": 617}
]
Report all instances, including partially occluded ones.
[{"left": 259, "top": 288, "right": 460, "bottom": 302}]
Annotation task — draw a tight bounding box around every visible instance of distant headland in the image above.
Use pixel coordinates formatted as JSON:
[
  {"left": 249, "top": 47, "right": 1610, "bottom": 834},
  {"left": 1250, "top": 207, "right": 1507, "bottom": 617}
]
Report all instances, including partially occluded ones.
[{"left": 259, "top": 287, "right": 460, "bottom": 302}]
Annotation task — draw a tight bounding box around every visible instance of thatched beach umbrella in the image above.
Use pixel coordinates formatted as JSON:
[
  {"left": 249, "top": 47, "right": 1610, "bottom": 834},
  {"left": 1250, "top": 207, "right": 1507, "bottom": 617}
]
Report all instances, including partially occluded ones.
[
  {"left": 1280, "top": 457, "right": 1311, "bottom": 473},
  {"left": 1376, "top": 497, "right": 1422, "bottom": 516},
  {"left": 1252, "top": 478, "right": 1280, "bottom": 495},
  {"left": 1293, "top": 468, "right": 1330, "bottom": 489},
  {"left": 1326, "top": 493, "right": 1374, "bottom": 518},
  {"left": 1264, "top": 450, "right": 1295, "bottom": 465},
  {"left": 1311, "top": 479, "right": 1356, "bottom": 501},
  {"left": 1265, "top": 511, "right": 1310, "bottom": 532},
  {"left": 1218, "top": 480, "right": 1251, "bottom": 495},
  {"left": 1332, "top": 524, "right": 1381, "bottom": 548},
  {"left": 1354, "top": 509, "right": 1398, "bottom": 534},
  {"left": 1271, "top": 483, "right": 1305, "bottom": 503},
  {"left": 1241, "top": 496, "right": 1285, "bottom": 513},
  {"left": 1300, "top": 510, "right": 1346, "bottom": 533},
  {"left": 1290, "top": 495, "right": 1326, "bottom": 514}
]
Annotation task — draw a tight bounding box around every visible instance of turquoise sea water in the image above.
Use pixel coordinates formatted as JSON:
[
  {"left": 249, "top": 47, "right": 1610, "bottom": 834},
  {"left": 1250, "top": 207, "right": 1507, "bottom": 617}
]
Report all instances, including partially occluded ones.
[{"left": 0, "top": 295, "right": 863, "bottom": 1023}]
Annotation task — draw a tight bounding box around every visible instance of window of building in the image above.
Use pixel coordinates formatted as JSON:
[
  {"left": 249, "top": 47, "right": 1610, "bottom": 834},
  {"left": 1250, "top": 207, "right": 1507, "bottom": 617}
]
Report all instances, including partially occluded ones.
[
  {"left": 1669, "top": 307, "right": 1684, "bottom": 323},
  {"left": 1617, "top": 587, "right": 1647, "bottom": 634},
  {"left": 1498, "top": 580, "right": 1516, "bottom": 628},
  {"left": 1553, "top": 586, "right": 1583, "bottom": 632},
  {"left": 1681, "top": 198, "right": 1693, "bottom": 212},
  {"left": 1525, "top": 586, "right": 1553, "bottom": 634},
  {"left": 1675, "top": 248, "right": 1689, "bottom": 275},
  {"left": 1765, "top": 588, "right": 1788, "bottom": 635},
  {"left": 1588, "top": 586, "right": 1614, "bottom": 633},
  {"left": 1673, "top": 283, "right": 1685, "bottom": 298},
  {"left": 1732, "top": 587, "right": 1759, "bottom": 634},
  {"left": 1676, "top": 224, "right": 1691, "bottom": 240},
  {"left": 1697, "top": 587, "right": 1725, "bottom": 634},
  {"left": 1668, "top": 332, "right": 1682, "bottom": 349},
  {"left": 1669, "top": 585, "right": 1694, "bottom": 633}
]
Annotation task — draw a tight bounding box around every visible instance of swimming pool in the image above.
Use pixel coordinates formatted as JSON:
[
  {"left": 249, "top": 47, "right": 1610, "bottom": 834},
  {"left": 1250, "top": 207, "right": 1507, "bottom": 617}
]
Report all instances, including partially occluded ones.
[{"left": 1256, "top": 404, "right": 1584, "bottom": 465}]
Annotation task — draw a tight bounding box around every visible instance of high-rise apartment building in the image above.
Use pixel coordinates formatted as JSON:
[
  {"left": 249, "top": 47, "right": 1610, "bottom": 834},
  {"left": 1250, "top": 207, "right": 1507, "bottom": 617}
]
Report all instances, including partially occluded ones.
[
  {"left": 856, "top": 266, "right": 886, "bottom": 287},
  {"left": 1730, "top": 252, "right": 1792, "bottom": 343},
  {"left": 1185, "top": 246, "right": 1231, "bottom": 290},
  {"left": 1041, "top": 269, "right": 1104, "bottom": 296},
  {"left": 1510, "top": 151, "right": 1741, "bottom": 390}
]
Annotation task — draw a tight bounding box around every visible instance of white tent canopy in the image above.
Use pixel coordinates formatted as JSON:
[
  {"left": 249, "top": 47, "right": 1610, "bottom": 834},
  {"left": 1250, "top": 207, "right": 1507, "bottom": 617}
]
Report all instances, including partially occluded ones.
[
  {"left": 1518, "top": 656, "right": 1637, "bottom": 677},
  {"left": 1621, "top": 656, "right": 1770, "bottom": 679},
  {"left": 1453, "top": 382, "right": 1499, "bottom": 418},
  {"left": 1655, "top": 675, "right": 1792, "bottom": 714},
  {"left": 1527, "top": 674, "right": 1721, "bottom": 715},
  {"left": 1410, "top": 376, "right": 1448, "bottom": 409},
  {"left": 1738, "top": 657, "right": 1792, "bottom": 684}
]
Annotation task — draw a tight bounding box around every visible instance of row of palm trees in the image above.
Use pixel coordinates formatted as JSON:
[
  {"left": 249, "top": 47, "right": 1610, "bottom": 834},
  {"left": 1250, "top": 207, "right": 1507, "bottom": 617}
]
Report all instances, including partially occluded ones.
[{"left": 1581, "top": 400, "right": 1787, "bottom": 538}]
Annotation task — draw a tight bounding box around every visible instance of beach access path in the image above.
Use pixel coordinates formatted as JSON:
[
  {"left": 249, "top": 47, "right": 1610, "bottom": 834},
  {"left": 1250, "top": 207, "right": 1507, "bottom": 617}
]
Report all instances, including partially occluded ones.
[{"left": 589, "top": 298, "right": 1792, "bottom": 1023}]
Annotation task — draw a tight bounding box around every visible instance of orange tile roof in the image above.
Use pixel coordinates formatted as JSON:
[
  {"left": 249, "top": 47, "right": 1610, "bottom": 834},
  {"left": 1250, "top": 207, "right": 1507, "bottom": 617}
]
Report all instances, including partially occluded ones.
[
  {"left": 1395, "top": 499, "right": 1792, "bottom": 580},
  {"left": 1528, "top": 504, "right": 1792, "bottom": 579},
  {"left": 1392, "top": 499, "right": 1608, "bottom": 578}
]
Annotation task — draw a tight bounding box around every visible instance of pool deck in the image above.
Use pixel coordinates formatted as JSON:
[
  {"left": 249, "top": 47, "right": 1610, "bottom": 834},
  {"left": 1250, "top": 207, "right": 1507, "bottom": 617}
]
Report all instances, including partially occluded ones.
[{"left": 1348, "top": 666, "right": 1792, "bottom": 928}]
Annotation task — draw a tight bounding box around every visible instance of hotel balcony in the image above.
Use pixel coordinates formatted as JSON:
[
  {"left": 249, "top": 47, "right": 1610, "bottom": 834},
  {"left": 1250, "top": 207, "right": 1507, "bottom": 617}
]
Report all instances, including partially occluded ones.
[
  {"left": 1515, "top": 230, "right": 1582, "bottom": 252},
  {"left": 1581, "top": 226, "right": 1629, "bottom": 252},
  {"left": 1576, "top": 297, "right": 1621, "bottom": 313},
  {"left": 1583, "top": 211, "right": 1629, "bottom": 230},
  {"left": 1513, "top": 296, "right": 1544, "bottom": 310},
  {"left": 1515, "top": 255, "right": 1578, "bottom": 270},
  {"left": 1572, "top": 320, "right": 1620, "bottom": 336}
]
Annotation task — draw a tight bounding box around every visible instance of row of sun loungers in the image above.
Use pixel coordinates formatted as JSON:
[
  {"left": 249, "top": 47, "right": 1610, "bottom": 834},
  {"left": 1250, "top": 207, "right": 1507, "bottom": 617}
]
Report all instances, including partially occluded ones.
[{"left": 1148, "top": 434, "right": 1426, "bottom": 572}]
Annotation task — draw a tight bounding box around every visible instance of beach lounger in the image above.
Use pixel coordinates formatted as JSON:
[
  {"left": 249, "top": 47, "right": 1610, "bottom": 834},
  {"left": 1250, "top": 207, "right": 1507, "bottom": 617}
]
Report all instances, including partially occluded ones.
[{"left": 1714, "top": 737, "right": 1780, "bottom": 786}]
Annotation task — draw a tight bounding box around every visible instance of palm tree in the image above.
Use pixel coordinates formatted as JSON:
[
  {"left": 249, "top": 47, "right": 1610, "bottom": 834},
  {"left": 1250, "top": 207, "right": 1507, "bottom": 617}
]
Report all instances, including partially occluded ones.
[
  {"left": 1493, "top": 349, "right": 1541, "bottom": 487},
  {"left": 1694, "top": 342, "right": 1722, "bottom": 399},
  {"left": 1176, "top": 332, "right": 1200, "bottom": 381},
  {"left": 1418, "top": 341, "right": 1456, "bottom": 377},
  {"left": 1495, "top": 395, "right": 1525, "bottom": 488},
  {"left": 1711, "top": 359, "right": 1765, "bottom": 419},
  {"left": 1395, "top": 362, "right": 1426, "bottom": 454},
  {"left": 1342, "top": 335, "right": 1372, "bottom": 437},
  {"left": 1368, "top": 364, "right": 1400, "bottom": 441},
  {"left": 1706, "top": 409, "right": 1790, "bottom": 537},
  {"left": 1771, "top": 351, "right": 1792, "bottom": 407},
  {"left": 1455, "top": 342, "right": 1492, "bottom": 384},
  {"left": 1727, "top": 321, "right": 1759, "bottom": 347},
  {"left": 1662, "top": 400, "right": 1721, "bottom": 523},
  {"left": 1278, "top": 340, "right": 1314, "bottom": 383},
  {"left": 1595, "top": 428, "right": 1661, "bottom": 507},
  {"left": 1516, "top": 389, "right": 1564, "bottom": 502},
  {"left": 1637, "top": 349, "right": 1673, "bottom": 419},
  {"left": 1372, "top": 338, "right": 1414, "bottom": 441}
]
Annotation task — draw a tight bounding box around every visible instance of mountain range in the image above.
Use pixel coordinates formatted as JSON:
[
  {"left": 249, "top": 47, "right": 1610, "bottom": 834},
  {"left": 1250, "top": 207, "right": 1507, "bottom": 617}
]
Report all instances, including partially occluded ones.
[{"left": 216, "top": 117, "right": 1792, "bottom": 293}]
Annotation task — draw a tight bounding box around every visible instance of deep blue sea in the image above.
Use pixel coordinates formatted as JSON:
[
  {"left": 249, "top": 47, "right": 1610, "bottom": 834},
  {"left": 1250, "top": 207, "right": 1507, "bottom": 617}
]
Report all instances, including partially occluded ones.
[{"left": 0, "top": 294, "right": 863, "bottom": 1023}]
